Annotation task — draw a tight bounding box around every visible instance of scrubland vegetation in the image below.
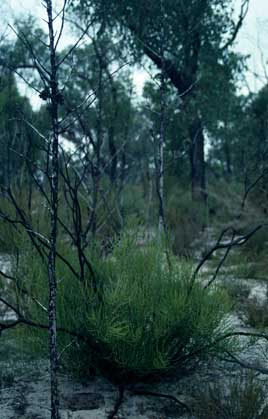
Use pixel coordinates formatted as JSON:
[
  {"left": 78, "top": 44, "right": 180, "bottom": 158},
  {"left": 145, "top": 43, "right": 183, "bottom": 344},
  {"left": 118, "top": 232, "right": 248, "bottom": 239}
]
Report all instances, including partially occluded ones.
[{"left": 0, "top": 0, "right": 268, "bottom": 418}]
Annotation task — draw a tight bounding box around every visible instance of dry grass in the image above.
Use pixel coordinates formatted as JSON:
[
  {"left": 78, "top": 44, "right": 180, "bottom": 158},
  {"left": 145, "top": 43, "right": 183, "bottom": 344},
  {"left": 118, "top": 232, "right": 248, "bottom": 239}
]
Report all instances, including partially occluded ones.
[{"left": 193, "top": 372, "right": 268, "bottom": 419}]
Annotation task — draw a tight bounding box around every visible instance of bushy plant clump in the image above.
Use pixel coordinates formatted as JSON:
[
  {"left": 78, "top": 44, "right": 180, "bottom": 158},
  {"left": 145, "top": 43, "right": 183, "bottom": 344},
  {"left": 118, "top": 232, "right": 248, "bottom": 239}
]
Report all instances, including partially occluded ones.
[
  {"left": 16, "top": 234, "right": 234, "bottom": 382},
  {"left": 165, "top": 189, "right": 207, "bottom": 256},
  {"left": 193, "top": 372, "right": 268, "bottom": 419}
]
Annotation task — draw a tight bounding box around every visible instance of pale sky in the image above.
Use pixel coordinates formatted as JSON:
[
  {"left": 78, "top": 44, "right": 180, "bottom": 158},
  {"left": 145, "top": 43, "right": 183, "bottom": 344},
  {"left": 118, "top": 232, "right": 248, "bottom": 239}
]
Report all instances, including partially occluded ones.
[
  {"left": 236, "top": 0, "right": 268, "bottom": 91},
  {"left": 1, "top": 0, "right": 268, "bottom": 95}
]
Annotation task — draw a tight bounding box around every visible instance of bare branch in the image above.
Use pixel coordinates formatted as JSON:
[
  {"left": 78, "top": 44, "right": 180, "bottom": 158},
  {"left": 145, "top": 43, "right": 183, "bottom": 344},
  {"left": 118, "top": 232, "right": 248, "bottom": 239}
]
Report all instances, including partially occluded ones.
[
  {"left": 193, "top": 224, "right": 263, "bottom": 281},
  {"left": 8, "top": 24, "right": 51, "bottom": 83},
  {"left": 221, "top": 0, "right": 250, "bottom": 51},
  {"left": 54, "top": 0, "right": 68, "bottom": 51},
  {"left": 57, "top": 19, "right": 93, "bottom": 68},
  {"left": 131, "top": 389, "right": 191, "bottom": 413}
]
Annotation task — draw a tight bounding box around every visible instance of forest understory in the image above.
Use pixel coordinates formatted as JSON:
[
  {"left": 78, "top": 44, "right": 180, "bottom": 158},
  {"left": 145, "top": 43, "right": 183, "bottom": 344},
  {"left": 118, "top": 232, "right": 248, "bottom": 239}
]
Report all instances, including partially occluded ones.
[
  {"left": 1, "top": 221, "right": 268, "bottom": 419},
  {"left": 1, "top": 0, "right": 268, "bottom": 418}
]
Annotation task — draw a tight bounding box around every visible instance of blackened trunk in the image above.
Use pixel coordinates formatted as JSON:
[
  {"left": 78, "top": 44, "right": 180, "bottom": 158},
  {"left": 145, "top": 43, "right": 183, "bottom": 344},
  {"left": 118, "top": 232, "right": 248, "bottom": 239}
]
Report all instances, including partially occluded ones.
[
  {"left": 156, "top": 0, "right": 166, "bottom": 234},
  {"left": 46, "top": 1, "right": 60, "bottom": 418},
  {"left": 189, "top": 118, "right": 206, "bottom": 203},
  {"left": 156, "top": 67, "right": 166, "bottom": 234}
]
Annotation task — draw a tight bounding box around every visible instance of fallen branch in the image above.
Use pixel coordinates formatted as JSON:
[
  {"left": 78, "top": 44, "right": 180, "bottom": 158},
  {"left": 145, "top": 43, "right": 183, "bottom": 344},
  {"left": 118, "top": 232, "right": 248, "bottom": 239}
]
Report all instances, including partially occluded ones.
[
  {"left": 107, "top": 386, "right": 125, "bottom": 419},
  {"left": 131, "top": 388, "right": 191, "bottom": 413},
  {"left": 193, "top": 224, "right": 263, "bottom": 280},
  {"left": 224, "top": 350, "right": 268, "bottom": 375}
]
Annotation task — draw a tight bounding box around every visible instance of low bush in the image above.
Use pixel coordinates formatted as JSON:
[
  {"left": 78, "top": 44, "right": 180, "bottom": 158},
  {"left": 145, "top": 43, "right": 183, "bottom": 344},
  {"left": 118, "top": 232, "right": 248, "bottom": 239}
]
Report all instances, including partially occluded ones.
[
  {"left": 242, "top": 228, "right": 268, "bottom": 257},
  {"left": 16, "top": 234, "right": 235, "bottom": 383},
  {"left": 165, "top": 189, "right": 206, "bottom": 256},
  {"left": 206, "top": 179, "right": 244, "bottom": 224},
  {"left": 245, "top": 299, "right": 268, "bottom": 329},
  {"left": 224, "top": 280, "right": 250, "bottom": 305},
  {"left": 193, "top": 372, "right": 268, "bottom": 419},
  {"left": 0, "top": 196, "right": 21, "bottom": 253}
]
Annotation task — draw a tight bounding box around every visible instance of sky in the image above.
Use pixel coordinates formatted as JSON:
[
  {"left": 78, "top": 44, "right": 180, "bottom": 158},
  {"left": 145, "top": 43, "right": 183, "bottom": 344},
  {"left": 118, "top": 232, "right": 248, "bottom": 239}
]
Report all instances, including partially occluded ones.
[
  {"left": 235, "top": 0, "right": 268, "bottom": 91},
  {"left": 2, "top": 0, "right": 268, "bottom": 96}
]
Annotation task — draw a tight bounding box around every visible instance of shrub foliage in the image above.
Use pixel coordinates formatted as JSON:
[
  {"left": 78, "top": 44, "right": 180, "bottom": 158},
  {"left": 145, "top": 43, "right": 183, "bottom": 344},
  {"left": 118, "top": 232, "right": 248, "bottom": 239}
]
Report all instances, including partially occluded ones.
[
  {"left": 16, "top": 234, "right": 233, "bottom": 382},
  {"left": 194, "top": 372, "right": 268, "bottom": 419}
]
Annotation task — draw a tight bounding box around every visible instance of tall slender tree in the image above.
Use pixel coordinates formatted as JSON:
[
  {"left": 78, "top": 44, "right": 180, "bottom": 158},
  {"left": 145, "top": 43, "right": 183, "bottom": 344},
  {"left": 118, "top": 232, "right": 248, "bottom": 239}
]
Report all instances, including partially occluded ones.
[{"left": 45, "top": 1, "right": 61, "bottom": 417}]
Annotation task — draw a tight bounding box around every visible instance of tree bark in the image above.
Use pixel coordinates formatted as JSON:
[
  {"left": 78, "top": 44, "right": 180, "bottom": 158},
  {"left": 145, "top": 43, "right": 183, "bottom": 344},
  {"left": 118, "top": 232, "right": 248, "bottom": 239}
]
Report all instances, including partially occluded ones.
[
  {"left": 156, "top": 0, "right": 166, "bottom": 233},
  {"left": 157, "top": 68, "right": 166, "bottom": 233},
  {"left": 189, "top": 117, "right": 206, "bottom": 203},
  {"left": 46, "top": 1, "right": 60, "bottom": 418}
]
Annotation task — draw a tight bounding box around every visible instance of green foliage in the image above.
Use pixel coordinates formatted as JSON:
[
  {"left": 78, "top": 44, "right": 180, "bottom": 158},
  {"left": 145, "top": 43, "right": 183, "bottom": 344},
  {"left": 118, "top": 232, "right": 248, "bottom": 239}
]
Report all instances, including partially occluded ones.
[
  {"left": 241, "top": 228, "right": 268, "bottom": 260},
  {"left": 206, "top": 179, "right": 244, "bottom": 223},
  {"left": 0, "top": 202, "right": 19, "bottom": 253},
  {"left": 16, "top": 234, "right": 233, "bottom": 382},
  {"left": 166, "top": 188, "right": 207, "bottom": 256},
  {"left": 245, "top": 299, "right": 268, "bottom": 329},
  {"left": 0, "top": 185, "right": 51, "bottom": 253},
  {"left": 233, "top": 228, "right": 268, "bottom": 279},
  {"left": 231, "top": 261, "right": 260, "bottom": 280},
  {"left": 73, "top": 0, "right": 240, "bottom": 65},
  {"left": 194, "top": 372, "right": 268, "bottom": 419},
  {"left": 224, "top": 281, "right": 250, "bottom": 305}
]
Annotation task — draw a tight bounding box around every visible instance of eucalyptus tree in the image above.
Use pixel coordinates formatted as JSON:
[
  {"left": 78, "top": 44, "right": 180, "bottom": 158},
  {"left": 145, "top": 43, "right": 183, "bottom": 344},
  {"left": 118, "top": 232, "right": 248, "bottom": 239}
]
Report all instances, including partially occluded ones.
[{"left": 70, "top": 0, "right": 249, "bottom": 203}]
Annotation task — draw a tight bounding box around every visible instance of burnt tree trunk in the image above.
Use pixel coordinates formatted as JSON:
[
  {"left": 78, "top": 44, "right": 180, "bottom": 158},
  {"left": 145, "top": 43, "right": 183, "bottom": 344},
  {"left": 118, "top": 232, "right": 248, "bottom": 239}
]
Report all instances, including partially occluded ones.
[
  {"left": 46, "top": 1, "right": 60, "bottom": 418},
  {"left": 156, "top": 67, "right": 166, "bottom": 233},
  {"left": 155, "top": 0, "right": 166, "bottom": 233},
  {"left": 189, "top": 117, "right": 206, "bottom": 203}
]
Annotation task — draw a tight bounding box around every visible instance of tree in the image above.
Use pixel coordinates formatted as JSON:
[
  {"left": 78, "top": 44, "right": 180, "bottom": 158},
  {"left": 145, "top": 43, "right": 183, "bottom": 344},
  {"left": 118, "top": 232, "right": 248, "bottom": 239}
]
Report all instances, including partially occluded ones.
[
  {"left": 70, "top": 0, "right": 249, "bottom": 204},
  {"left": 0, "top": 2, "right": 67, "bottom": 418}
]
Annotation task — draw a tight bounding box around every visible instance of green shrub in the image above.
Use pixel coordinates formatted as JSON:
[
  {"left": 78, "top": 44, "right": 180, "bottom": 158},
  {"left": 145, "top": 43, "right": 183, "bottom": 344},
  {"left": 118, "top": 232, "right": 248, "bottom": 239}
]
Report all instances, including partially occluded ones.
[
  {"left": 0, "top": 196, "right": 20, "bottom": 252},
  {"left": 232, "top": 262, "right": 260, "bottom": 279},
  {"left": 193, "top": 372, "right": 268, "bottom": 419},
  {"left": 245, "top": 299, "right": 268, "bottom": 329},
  {"left": 16, "top": 234, "right": 234, "bottom": 382},
  {"left": 206, "top": 180, "right": 244, "bottom": 224},
  {"left": 224, "top": 281, "right": 250, "bottom": 305},
  {"left": 0, "top": 187, "right": 52, "bottom": 253},
  {"left": 240, "top": 227, "right": 268, "bottom": 258},
  {"left": 166, "top": 189, "right": 207, "bottom": 256},
  {"left": 236, "top": 228, "right": 268, "bottom": 280}
]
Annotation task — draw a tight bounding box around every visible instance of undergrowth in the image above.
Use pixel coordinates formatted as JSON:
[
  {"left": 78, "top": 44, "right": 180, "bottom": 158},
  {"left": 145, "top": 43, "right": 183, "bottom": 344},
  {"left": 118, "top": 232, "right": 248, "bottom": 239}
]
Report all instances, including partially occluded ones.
[
  {"left": 15, "top": 233, "right": 235, "bottom": 382},
  {"left": 194, "top": 371, "right": 268, "bottom": 419}
]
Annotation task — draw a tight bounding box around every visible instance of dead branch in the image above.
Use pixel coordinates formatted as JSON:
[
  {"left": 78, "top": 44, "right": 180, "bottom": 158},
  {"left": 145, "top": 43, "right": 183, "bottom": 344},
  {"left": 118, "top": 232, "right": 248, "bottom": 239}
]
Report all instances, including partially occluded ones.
[
  {"left": 107, "top": 386, "right": 125, "bottom": 419},
  {"left": 193, "top": 224, "right": 263, "bottom": 281},
  {"left": 131, "top": 388, "right": 191, "bottom": 413}
]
